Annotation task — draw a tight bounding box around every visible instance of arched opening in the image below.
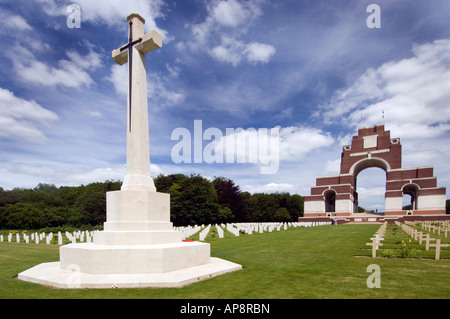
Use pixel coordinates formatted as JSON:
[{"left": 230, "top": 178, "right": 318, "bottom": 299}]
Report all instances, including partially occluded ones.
[
  {"left": 350, "top": 157, "right": 390, "bottom": 176},
  {"left": 323, "top": 189, "right": 336, "bottom": 213},
  {"left": 402, "top": 184, "right": 419, "bottom": 210},
  {"left": 354, "top": 166, "right": 387, "bottom": 213}
]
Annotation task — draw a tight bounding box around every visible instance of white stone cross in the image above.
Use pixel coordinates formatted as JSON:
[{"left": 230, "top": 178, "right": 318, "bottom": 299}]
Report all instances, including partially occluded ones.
[
  {"left": 423, "top": 234, "right": 436, "bottom": 251},
  {"left": 367, "top": 237, "right": 383, "bottom": 258},
  {"left": 370, "top": 234, "right": 384, "bottom": 249},
  {"left": 112, "top": 13, "right": 162, "bottom": 192},
  {"left": 429, "top": 239, "right": 449, "bottom": 260},
  {"left": 419, "top": 233, "right": 426, "bottom": 245}
]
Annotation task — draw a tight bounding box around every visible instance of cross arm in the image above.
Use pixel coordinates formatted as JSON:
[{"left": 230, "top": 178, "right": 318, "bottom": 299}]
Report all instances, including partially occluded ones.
[
  {"left": 135, "top": 30, "right": 162, "bottom": 54},
  {"left": 430, "top": 242, "right": 449, "bottom": 248},
  {"left": 111, "top": 30, "right": 162, "bottom": 66},
  {"left": 112, "top": 47, "right": 128, "bottom": 65}
]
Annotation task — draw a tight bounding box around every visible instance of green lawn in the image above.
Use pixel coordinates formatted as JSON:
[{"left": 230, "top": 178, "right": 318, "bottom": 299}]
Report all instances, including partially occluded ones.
[{"left": 0, "top": 224, "right": 449, "bottom": 299}]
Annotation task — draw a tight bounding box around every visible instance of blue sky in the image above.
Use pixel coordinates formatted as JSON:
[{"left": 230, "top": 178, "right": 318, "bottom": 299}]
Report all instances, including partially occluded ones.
[{"left": 1, "top": 0, "right": 450, "bottom": 211}]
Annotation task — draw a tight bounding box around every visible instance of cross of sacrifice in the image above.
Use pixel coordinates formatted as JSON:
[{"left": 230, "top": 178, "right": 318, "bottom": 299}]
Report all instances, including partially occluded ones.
[
  {"left": 367, "top": 237, "right": 383, "bottom": 258},
  {"left": 111, "top": 14, "right": 162, "bottom": 192},
  {"left": 429, "top": 239, "right": 449, "bottom": 260}
]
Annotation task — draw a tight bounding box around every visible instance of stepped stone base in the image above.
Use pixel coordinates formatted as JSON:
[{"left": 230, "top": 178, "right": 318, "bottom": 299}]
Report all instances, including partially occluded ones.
[
  {"left": 18, "top": 257, "right": 242, "bottom": 289},
  {"left": 18, "top": 189, "right": 242, "bottom": 288}
]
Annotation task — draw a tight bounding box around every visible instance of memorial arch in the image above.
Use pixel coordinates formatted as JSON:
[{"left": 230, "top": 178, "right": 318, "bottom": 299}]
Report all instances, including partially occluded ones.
[{"left": 304, "top": 124, "right": 446, "bottom": 217}]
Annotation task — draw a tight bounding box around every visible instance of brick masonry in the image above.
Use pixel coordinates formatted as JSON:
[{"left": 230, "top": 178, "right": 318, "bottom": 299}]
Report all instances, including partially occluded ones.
[{"left": 304, "top": 124, "right": 447, "bottom": 217}]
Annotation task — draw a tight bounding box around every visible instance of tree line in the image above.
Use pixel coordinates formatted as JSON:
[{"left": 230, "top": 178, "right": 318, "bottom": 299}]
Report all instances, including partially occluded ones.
[{"left": 0, "top": 174, "right": 304, "bottom": 229}]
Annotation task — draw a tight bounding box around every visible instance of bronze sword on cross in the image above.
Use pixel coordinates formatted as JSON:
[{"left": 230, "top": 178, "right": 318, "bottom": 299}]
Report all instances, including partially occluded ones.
[{"left": 121, "top": 20, "right": 142, "bottom": 132}]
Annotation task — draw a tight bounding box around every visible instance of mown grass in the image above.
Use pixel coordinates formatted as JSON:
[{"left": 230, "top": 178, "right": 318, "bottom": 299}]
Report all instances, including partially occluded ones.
[{"left": 0, "top": 224, "right": 449, "bottom": 299}]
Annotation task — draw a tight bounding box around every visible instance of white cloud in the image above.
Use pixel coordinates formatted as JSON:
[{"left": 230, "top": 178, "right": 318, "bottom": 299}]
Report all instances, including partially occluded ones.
[
  {"left": 244, "top": 42, "right": 276, "bottom": 64},
  {"left": 57, "top": 163, "right": 165, "bottom": 186},
  {"left": 148, "top": 74, "right": 186, "bottom": 109},
  {"left": 186, "top": 0, "right": 275, "bottom": 66},
  {"left": 190, "top": 0, "right": 263, "bottom": 41},
  {"left": 0, "top": 10, "right": 33, "bottom": 33},
  {"left": 109, "top": 64, "right": 128, "bottom": 96},
  {"left": 37, "top": 0, "right": 170, "bottom": 41},
  {"left": 63, "top": 166, "right": 126, "bottom": 185},
  {"left": 212, "top": 125, "right": 334, "bottom": 163},
  {"left": 10, "top": 42, "right": 103, "bottom": 89},
  {"left": 166, "top": 63, "right": 180, "bottom": 78},
  {"left": 319, "top": 39, "right": 450, "bottom": 140},
  {"left": 210, "top": 36, "right": 246, "bottom": 66},
  {"left": 324, "top": 159, "right": 341, "bottom": 174},
  {"left": 6, "top": 15, "right": 32, "bottom": 31},
  {"left": 212, "top": 0, "right": 261, "bottom": 28},
  {"left": 66, "top": 48, "right": 102, "bottom": 70},
  {"left": 244, "top": 182, "right": 295, "bottom": 194},
  {"left": 210, "top": 37, "right": 276, "bottom": 66},
  {"left": 0, "top": 88, "right": 58, "bottom": 142},
  {"left": 278, "top": 126, "right": 334, "bottom": 161}
]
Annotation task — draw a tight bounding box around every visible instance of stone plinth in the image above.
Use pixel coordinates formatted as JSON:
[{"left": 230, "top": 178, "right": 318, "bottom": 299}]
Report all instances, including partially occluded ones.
[
  {"left": 94, "top": 190, "right": 181, "bottom": 245},
  {"left": 60, "top": 241, "right": 210, "bottom": 274},
  {"left": 18, "top": 257, "right": 241, "bottom": 289}
]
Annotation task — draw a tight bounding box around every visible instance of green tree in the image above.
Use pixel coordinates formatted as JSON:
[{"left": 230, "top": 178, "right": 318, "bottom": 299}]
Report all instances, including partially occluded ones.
[
  {"left": 246, "top": 193, "right": 279, "bottom": 221},
  {"left": 286, "top": 194, "right": 304, "bottom": 220},
  {"left": 154, "top": 174, "right": 186, "bottom": 193},
  {"left": 274, "top": 207, "right": 291, "bottom": 222},
  {"left": 0, "top": 188, "right": 26, "bottom": 207},
  {"left": 42, "top": 206, "right": 70, "bottom": 227},
  {"left": 34, "top": 183, "right": 58, "bottom": 194},
  {"left": 217, "top": 206, "right": 234, "bottom": 224},
  {"left": 213, "top": 177, "right": 246, "bottom": 222},
  {"left": 160, "top": 174, "right": 233, "bottom": 226},
  {"left": 1, "top": 203, "right": 45, "bottom": 229}
]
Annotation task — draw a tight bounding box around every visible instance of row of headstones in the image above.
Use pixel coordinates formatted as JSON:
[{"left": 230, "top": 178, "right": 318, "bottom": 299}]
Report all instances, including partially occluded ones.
[
  {"left": 0, "top": 230, "right": 97, "bottom": 245},
  {"left": 397, "top": 221, "right": 449, "bottom": 260},
  {"left": 175, "top": 225, "right": 203, "bottom": 240},
  {"left": 199, "top": 224, "right": 212, "bottom": 241},
  {"left": 366, "top": 222, "right": 387, "bottom": 257},
  {"left": 176, "top": 221, "right": 332, "bottom": 241},
  {"left": 232, "top": 221, "right": 331, "bottom": 236},
  {"left": 407, "top": 220, "right": 450, "bottom": 238}
]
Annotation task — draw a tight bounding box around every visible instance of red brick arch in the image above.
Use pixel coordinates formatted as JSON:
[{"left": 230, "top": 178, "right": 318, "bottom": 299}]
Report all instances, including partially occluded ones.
[{"left": 304, "top": 125, "right": 446, "bottom": 217}]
